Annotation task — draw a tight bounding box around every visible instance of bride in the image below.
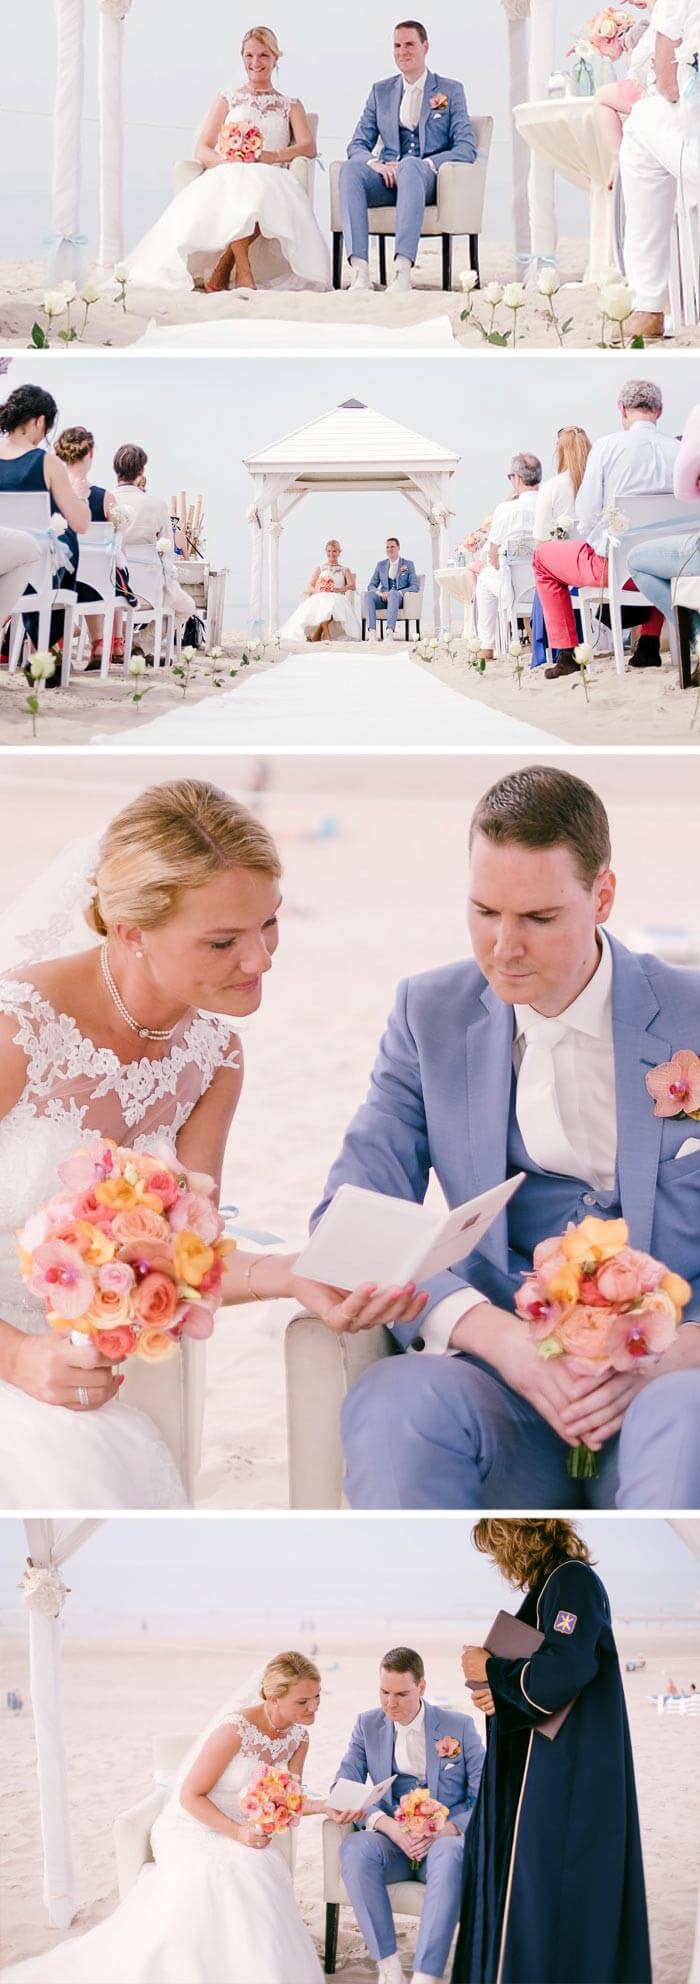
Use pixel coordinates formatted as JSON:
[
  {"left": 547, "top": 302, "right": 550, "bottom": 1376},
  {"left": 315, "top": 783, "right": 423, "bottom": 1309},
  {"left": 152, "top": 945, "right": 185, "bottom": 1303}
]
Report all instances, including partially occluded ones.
[
  {"left": 125, "top": 27, "right": 329, "bottom": 294},
  {"left": 0, "top": 778, "right": 426, "bottom": 1510},
  {"left": 281, "top": 540, "right": 361, "bottom": 643},
  {"left": 2, "top": 1651, "right": 331, "bottom": 1983}
]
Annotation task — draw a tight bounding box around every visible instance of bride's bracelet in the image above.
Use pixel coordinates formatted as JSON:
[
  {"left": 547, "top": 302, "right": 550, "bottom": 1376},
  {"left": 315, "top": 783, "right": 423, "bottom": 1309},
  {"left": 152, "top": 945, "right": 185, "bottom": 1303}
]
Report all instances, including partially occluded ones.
[{"left": 246, "top": 1259, "right": 265, "bottom": 1302}]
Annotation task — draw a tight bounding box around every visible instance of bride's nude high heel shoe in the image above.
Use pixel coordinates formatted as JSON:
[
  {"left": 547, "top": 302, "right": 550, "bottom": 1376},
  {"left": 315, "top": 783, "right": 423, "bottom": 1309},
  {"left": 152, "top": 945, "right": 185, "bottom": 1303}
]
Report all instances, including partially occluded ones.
[{"left": 205, "top": 245, "right": 235, "bottom": 293}]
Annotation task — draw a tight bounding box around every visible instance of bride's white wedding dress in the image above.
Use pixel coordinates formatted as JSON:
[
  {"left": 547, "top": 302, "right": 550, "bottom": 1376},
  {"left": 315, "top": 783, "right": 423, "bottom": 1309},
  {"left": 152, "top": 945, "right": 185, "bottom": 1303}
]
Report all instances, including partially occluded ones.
[
  {"left": 2, "top": 1715, "right": 323, "bottom": 1984},
  {"left": 0, "top": 976, "right": 239, "bottom": 1510},
  {"left": 126, "top": 89, "right": 329, "bottom": 293},
  {"left": 281, "top": 567, "right": 362, "bottom": 641}
]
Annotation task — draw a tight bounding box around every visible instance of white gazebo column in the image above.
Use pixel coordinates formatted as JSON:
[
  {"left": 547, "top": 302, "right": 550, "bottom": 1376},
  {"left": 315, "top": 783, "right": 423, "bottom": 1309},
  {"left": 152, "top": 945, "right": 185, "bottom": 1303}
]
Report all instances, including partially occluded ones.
[
  {"left": 267, "top": 501, "right": 282, "bottom": 634},
  {"left": 248, "top": 497, "right": 265, "bottom": 634},
  {"left": 22, "top": 1520, "right": 100, "bottom": 1929},
  {"left": 529, "top": 0, "right": 557, "bottom": 264},
  {"left": 504, "top": 1, "right": 532, "bottom": 269},
  {"left": 97, "top": 0, "right": 131, "bottom": 275},
  {"left": 50, "top": 0, "right": 86, "bottom": 282}
]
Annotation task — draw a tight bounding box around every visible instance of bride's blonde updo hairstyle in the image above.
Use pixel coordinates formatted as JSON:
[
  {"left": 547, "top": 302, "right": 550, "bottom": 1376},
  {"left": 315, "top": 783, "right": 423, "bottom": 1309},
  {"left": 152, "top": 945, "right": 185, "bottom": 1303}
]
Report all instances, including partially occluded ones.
[
  {"left": 241, "top": 25, "right": 282, "bottom": 63},
  {"left": 260, "top": 1651, "right": 321, "bottom": 1700},
  {"left": 85, "top": 778, "right": 281, "bottom": 939}
]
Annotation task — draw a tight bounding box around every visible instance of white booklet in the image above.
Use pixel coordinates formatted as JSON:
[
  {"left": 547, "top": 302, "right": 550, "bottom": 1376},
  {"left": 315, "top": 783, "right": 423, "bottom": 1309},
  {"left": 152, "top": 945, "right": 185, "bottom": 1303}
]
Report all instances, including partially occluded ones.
[
  {"left": 296, "top": 1174, "right": 524, "bottom": 1292},
  {"left": 327, "top": 1774, "right": 396, "bottom": 1814}
]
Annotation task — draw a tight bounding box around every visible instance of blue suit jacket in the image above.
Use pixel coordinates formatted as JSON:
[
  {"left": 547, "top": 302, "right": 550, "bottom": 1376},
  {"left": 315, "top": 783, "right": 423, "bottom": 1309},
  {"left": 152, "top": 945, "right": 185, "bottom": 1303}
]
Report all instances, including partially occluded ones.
[
  {"left": 369, "top": 558, "right": 419, "bottom": 594},
  {"left": 347, "top": 71, "right": 476, "bottom": 168},
  {"left": 332, "top": 1700, "right": 484, "bottom": 1834},
  {"left": 313, "top": 935, "right": 700, "bottom": 1343}
]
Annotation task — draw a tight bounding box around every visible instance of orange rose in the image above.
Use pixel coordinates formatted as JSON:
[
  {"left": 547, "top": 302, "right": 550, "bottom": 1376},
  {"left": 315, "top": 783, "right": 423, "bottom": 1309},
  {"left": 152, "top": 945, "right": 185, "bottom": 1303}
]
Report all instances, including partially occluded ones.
[
  {"left": 87, "top": 1285, "right": 133, "bottom": 1331},
  {"left": 95, "top": 1178, "right": 137, "bottom": 1212},
  {"left": 133, "top": 1270, "right": 179, "bottom": 1326},
  {"left": 173, "top": 1230, "right": 215, "bottom": 1288},
  {"left": 557, "top": 1304, "right": 615, "bottom": 1362},
  {"left": 660, "top": 1270, "right": 692, "bottom": 1314},
  {"left": 136, "top": 1327, "right": 179, "bottom": 1363},
  {"left": 112, "top": 1207, "right": 170, "bottom": 1246}
]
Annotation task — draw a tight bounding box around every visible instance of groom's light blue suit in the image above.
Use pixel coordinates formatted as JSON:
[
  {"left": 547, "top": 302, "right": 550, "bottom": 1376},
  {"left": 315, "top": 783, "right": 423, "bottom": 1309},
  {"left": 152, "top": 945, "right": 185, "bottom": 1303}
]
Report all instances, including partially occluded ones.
[
  {"left": 366, "top": 556, "right": 419, "bottom": 633},
  {"left": 333, "top": 1701, "right": 484, "bottom": 1976},
  {"left": 312, "top": 935, "right": 700, "bottom": 1510},
  {"left": 340, "top": 70, "right": 477, "bottom": 266}
]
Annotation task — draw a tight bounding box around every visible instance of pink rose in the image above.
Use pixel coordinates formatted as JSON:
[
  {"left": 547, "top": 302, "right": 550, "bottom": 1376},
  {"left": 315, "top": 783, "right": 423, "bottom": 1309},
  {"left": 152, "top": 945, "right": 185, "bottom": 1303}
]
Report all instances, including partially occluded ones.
[
  {"left": 112, "top": 1206, "right": 170, "bottom": 1246},
  {"left": 169, "top": 1190, "right": 223, "bottom": 1244},
  {"left": 133, "top": 1270, "right": 179, "bottom": 1326},
  {"left": 98, "top": 1261, "right": 135, "bottom": 1296},
  {"left": 93, "top": 1324, "right": 137, "bottom": 1360},
  {"left": 557, "top": 1303, "right": 616, "bottom": 1363},
  {"left": 596, "top": 1257, "right": 645, "bottom": 1305},
  {"left": 74, "top": 1187, "right": 117, "bottom": 1229},
  {"left": 137, "top": 1166, "right": 180, "bottom": 1211}
]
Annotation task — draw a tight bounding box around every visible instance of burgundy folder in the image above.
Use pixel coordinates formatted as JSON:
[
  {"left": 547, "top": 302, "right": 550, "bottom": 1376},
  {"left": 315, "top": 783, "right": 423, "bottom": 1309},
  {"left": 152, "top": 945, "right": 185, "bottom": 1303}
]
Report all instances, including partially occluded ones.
[{"left": 465, "top": 1610, "right": 575, "bottom": 1740}]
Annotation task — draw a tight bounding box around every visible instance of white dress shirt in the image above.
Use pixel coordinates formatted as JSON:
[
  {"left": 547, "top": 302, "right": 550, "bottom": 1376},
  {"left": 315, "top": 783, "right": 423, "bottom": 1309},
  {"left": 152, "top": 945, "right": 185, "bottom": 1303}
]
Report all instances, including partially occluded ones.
[
  {"left": 399, "top": 71, "right": 428, "bottom": 130},
  {"left": 488, "top": 490, "right": 539, "bottom": 557},
  {"left": 388, "top": 557, "right": 400, "bottom": 581},
  {"left": 574, "top": 420, "right": 679, "bottom": 556},
  {"left": 653, "top": 0, "right": 700, "bottom": 38},
  {"left": 366, "top": 1702, "right": 427, "bottom": 1829},
  {"left": 419, "top": 934, "right": 618, "bottom": 1356}
]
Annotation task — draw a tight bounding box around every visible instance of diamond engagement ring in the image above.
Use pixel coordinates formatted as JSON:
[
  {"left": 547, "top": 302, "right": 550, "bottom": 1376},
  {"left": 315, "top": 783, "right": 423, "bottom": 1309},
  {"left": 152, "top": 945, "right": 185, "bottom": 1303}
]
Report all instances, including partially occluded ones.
[{"left": 77, "top": 1386, "right": 89, "bottom": 1408}]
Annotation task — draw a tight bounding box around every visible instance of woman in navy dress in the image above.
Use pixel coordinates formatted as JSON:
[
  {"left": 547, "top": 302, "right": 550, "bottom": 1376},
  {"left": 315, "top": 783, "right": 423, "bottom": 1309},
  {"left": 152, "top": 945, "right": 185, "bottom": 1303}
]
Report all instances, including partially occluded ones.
[
  {"left": 453, "top": 1519, "right": 651, "bottom": 1984},
  {"left": 0, "top": 383, "right": 89, "bottom": 658}
]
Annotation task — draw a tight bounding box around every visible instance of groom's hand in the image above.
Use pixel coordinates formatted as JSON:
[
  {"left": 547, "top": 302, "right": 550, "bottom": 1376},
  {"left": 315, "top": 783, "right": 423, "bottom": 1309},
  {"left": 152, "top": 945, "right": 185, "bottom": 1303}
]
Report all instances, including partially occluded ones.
[
  {"left": 289, "top": 1273, "right": 429, "bottom": 1336},
  {"left": 447, "top": 1306, "right": 585, "bottom": 1446},
  {"left": 560, "top": 1367, "right": 650, "bottom": 1450},
  {"left": 370, "top": 160, "right": 399, "bottom": 187}
]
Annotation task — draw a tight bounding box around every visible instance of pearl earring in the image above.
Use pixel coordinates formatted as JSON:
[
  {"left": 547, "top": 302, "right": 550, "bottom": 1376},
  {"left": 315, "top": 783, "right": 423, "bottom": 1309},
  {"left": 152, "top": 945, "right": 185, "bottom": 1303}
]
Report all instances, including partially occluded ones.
[{"left": 135, "top": 949, "right": 144, "bottom": 959}]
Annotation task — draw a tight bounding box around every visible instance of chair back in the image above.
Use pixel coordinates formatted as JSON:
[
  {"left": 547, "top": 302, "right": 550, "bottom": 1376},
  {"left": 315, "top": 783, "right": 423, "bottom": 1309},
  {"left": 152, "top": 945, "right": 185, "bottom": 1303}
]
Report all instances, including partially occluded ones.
[
  {"left": 608, "top": 494, "right": 696, "bottom": 595},
  {"left": 76, "top": 529, "right": 121, "bottom": 604},
  {"left": 285, "top": 1312, "right": 394, "bottom": 1507},
  {"left": 122, "top": 544, "right": 165, "bottom": 608},
  {"left": 0, "top": 490, "right": 51, "bottom": 529}
]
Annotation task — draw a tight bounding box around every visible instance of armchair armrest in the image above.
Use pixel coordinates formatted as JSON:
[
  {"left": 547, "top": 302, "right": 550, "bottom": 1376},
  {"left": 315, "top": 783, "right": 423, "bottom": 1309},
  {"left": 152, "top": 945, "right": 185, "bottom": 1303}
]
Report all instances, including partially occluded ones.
[
  {"left": 113, "top": 1785, "right": 165, "bottom": 1899},
  {"left": 322, "top": 1817, "right": 355, "bottom": 1901},
  {"left": 435, "top": 158, "right": 488, "bottom": 233},
  {"left": 174, "top": 159, "right": 204, "bottom": 195},
  {"left": 285, "top": 1312, "right": 395, "bottom": 1508}
]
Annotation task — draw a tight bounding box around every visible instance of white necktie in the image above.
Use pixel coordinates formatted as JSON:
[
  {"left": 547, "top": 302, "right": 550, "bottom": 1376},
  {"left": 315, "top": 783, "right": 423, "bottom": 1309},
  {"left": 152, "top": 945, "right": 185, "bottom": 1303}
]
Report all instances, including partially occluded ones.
[
  {"left": 403, "top": 82, "right": 421, "bottom": 127},
  {"left": 515, "top": 1017, "right": 582, "bottom": 1179}
]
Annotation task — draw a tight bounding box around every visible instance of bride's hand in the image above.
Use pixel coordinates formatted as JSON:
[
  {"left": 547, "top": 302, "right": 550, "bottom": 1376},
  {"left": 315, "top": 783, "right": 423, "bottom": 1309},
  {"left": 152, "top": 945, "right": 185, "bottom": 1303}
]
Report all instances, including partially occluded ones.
[
  {"left": 287, "top": 1271, "right": 430, "bottom": 1336},
  {"left": 257, "top": 149, "right": 280, "bottom": 166},
  {"left": 4, "top": 1329, "right": 122, "bottom": 1411},
  {"left": 234, "top": 1823, "right": 271, "bottom": 1850}
]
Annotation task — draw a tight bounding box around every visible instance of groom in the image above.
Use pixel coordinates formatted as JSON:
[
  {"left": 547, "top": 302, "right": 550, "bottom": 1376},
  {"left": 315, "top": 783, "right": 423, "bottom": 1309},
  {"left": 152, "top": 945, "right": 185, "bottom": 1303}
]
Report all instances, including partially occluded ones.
[
  {"left": 311, "top": 765, "right": 700, "bottom": 1510},
  {"left": 328, "top": 1646, "right": 484, "bottom": 1984},
  {"left": 366, "top": 537, "right": 420, "bottom": 640},
  {"left": 340, "top": 21, "right": 477, "bottom": 292}
]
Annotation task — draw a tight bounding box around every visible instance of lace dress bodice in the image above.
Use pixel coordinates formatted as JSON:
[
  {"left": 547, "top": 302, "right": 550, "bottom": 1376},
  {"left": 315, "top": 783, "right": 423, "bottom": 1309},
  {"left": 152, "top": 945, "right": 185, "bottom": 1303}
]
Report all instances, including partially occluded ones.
[
  {"left": 0, "top": 976, "right": 239, "bottom": 1333},
  {"left": 223, "top": 88, "right": 293, "bottom": 156}
]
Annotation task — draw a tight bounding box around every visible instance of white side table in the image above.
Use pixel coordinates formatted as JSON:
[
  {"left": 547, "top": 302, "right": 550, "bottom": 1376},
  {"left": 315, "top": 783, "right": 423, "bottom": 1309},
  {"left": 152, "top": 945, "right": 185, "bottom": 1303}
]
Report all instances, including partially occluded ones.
[
  {"left": 513, "top": 97, "right": 617, "bottom": 285},
  {"left": 435, "top": 566, "right": 477, "bottom": 637}
]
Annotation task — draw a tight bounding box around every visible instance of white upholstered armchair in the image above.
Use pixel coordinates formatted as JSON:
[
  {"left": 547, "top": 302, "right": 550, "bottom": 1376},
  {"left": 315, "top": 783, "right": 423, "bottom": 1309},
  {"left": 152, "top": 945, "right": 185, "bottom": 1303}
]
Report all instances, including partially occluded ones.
[
  {"left": 114, "top": 1733, "right": 296, "bottom": 1900},
  {"left": 284, "top": 1312, "right": 396, "bottom": 1508}
]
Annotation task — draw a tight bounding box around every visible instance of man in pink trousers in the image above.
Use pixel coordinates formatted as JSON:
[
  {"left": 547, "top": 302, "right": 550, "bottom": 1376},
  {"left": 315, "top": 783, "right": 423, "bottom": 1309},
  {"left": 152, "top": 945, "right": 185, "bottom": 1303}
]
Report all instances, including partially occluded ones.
[{"left": 533, "top": 379, "right": 678, "bottom": 678}]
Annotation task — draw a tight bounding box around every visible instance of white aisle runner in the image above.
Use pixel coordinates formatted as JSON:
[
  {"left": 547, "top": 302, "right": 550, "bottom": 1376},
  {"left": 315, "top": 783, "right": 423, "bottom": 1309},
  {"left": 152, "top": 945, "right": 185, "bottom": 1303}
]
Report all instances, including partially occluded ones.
[{"left": 97, "top": 650, "right": 559, "bottom": 748}]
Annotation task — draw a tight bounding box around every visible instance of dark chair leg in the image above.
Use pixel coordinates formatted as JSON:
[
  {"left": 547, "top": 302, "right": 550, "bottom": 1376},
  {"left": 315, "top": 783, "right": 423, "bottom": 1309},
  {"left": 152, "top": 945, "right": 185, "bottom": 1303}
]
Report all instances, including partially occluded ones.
[
  {"left": 378, "top": 236, "right": 387, "bottom": 287},
  {"left": 324, "top": 1903, "right": 340, "bottom": 1974},
  {"left": 676, "top": 606, "right": 698, "bottom": 689},
  {"left": 404, "top": 619, "right": 409, "bottom": 641},
  {"left": 469, "top": 233, "right": 481, "bottom": 287},
  {"left": 442, "top": 234, "right": 453, "bottom": 290},
  {"left": 362, "top": 618, "right": 366, "bottom": 642},
  {"left": 332, "top": 233, "right": 343, "bottom": 290},
  {"left": 416, "top": 619, "right": 421, "bottom": 638}
]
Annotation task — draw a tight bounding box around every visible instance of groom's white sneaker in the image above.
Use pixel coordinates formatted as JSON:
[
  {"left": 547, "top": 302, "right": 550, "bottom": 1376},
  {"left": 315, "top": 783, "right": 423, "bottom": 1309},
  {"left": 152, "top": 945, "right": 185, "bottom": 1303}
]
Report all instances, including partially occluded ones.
[
  {"left": 367, "top": 629, "right": 379, "bottom": 642},
  {"left": 377, "top": 1958, "right": 404, "bottom": 1984},
  {"left": 349, "top": 258, "right": 372, "bottom": 291},
  {"left": 412, "top": 1974, "right": 440, "bottom": 1983},
  {"left": 389, "top": 256, "right": 413, "bottom": 293}
]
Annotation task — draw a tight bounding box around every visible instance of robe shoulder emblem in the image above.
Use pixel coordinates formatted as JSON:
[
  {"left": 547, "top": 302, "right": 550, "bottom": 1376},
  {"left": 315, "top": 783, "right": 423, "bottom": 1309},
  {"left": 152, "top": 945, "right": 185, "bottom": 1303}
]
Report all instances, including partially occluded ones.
[{"left": 553, "top": 1610, "right": 577, "bottom": 1635}]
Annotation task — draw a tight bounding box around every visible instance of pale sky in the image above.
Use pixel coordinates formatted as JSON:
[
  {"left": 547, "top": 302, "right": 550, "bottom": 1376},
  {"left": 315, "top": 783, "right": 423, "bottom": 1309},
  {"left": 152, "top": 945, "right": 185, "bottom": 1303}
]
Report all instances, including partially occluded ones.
[
  {"left": 1, "top": 1518, "right": 698, "bottom": 1637},
  {"left": 2, "top": 1, "right": 588, "bottom": 262},
  {"left": 1, "top": 349, "right": 696, "bottom": 618}
]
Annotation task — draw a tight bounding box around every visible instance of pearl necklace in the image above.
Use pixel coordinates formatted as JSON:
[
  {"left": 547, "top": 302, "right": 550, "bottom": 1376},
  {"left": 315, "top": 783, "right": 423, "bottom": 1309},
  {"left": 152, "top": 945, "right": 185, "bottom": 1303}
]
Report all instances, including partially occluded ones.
[{"left": 100, "top": 944, "right": 179, "bottom": 1043}]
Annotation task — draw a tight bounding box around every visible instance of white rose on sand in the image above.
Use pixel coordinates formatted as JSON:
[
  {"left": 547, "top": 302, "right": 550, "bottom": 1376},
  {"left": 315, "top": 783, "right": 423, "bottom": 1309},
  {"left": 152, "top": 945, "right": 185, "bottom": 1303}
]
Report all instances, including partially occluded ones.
[
  {"left": 460, "top": 268, "right": 479, "bottom": 293},
  {"left": 114, "top": 262, "right": 130, "bottom": 284},
  {"left": 508, "top": 638, "right": 525, "bottom": 657},
  {"left": 128, "top": 654, "right": 147, "bottom": 678},
  {"left": 574, "top": 643, "right": 592, "bottom": 666},
  {"left": 483, "top": 282, "right": 504, "bottom": 307},
  {"left": 537, "top": 267, "right": 560, "bottom": 297},
  {"left": 181, "top": 647, "right": 197, "bottom": 663},
  {"left": 43, "top": 291, "right": 67, "bottom": 320},
  {"left": 60, "top": 281, "right": 78, "bottom": 305},
  {"left": 80, "top": 282, "right": 101, "bottom": 307},
  {"left": 503, "top": 282, "right": 526, "bottom": 311},
  {"left": 600, "top": 283, "right": 633, "bottom": 323},
  {"left": 29, "top": 653, "right": 56, "bottom": 682},
  {"left": 466, "top": 634, "right": 482, "bottom": 654},
  {"left": 209, "top": 647, "right": 224, "bottom": 660}
]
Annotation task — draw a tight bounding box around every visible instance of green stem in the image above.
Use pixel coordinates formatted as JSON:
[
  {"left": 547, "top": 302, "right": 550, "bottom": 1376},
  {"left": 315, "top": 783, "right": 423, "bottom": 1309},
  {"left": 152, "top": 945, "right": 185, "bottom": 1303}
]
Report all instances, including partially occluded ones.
[{"left": 566, "top": 1441, "right": 598, "bottom": 1480}]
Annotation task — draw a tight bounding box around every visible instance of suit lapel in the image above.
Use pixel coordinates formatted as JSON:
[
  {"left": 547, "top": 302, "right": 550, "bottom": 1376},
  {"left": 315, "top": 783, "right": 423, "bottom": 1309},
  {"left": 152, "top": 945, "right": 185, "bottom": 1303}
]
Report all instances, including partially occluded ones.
[
  {"left": 610, "top": 937, "right": 670, "bottom": 1253},
  {"left": 424, "top": 1701, "right": 438, "bottom": 1795},
  {"left": 387, "top": 75, "right": 402, "bottom": 158},
  {"left": 379, "top": 1711, "right": 395, "bottom": 1785},
  {"left": 465, "top": 984, "right": 514, "bottom": 1270},
  {"left": 419, "top": 71, "right": 437, "bottom": 152}
]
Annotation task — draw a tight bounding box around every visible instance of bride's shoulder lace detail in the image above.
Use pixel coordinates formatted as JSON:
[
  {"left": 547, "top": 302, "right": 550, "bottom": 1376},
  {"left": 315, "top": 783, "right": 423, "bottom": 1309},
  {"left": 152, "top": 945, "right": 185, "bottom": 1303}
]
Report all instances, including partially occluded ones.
[
  {"left": 221, "top": 1713, "right": 305, "bottom": 1761},
  {"left": 225, "top": 86, "right": 291, "bottom": 115}
]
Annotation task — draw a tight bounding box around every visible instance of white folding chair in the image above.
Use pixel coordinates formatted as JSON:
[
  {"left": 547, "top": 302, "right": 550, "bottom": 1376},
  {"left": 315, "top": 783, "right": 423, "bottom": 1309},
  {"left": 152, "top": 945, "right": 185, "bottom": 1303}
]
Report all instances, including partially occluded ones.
[
  {"left": 65, "top": 523, "right": 123, "bottom": 688},
  {"left": 497, "top": 538, "right": 536, "bottom": 653},
  {"left": 121, "top": 546, "right": 176, "bottom": 671},
  {"left": 575, "top": 495, "right": 700, "bottom": 679},
  {"left": 669, "top": 200, "right": 700, "bottom": 334},
  {"left": 0, "top": 491, "right": 78, "bottom": 668}
]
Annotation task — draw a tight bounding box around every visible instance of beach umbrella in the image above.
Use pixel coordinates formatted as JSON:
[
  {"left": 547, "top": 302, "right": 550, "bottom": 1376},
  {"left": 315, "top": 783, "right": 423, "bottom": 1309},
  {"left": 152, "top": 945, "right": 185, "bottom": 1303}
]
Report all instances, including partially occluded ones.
[{"left": 21, "top": 1519, "right": 102, "bottom": 1927}]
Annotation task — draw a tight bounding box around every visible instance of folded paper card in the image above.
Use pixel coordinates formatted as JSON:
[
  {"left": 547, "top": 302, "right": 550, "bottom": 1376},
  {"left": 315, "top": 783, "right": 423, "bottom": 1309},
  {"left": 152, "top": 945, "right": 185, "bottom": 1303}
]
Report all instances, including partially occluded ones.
[
  {"left": 465, "top": 1610, "right": 575, "bottom": 1741},
  {"left": 296, "top": 1175, "right": 525, "bottom": 1291},
  {"left": 327, "top": 1775, "right": 396, "bottom": 1814}
]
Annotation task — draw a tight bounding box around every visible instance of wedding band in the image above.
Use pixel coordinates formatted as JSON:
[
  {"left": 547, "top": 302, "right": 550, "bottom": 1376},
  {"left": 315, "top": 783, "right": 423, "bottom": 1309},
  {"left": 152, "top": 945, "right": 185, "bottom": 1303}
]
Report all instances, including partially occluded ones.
[{"left": 77, "top": 1386, "right": 89, "bottom": 1407}]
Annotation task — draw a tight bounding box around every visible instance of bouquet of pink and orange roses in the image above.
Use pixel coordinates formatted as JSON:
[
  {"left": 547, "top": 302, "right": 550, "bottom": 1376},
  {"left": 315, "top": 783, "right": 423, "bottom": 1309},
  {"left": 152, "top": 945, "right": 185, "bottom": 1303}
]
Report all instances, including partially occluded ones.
[
  {"left": 239, "top": 1766, "right": 304, "bottom": 1835},
  {"left": 515, "top": 1215, "right": 691, "bottom": 1478},
  {"left": 395, "top": 1786, "right": 450, "bottom": 1870},
  {"left": 585, "top": 5, "right": 647, "bottom": 59},
  {"left": 16, "top": 1139, "right": 234, "bottom": 1366},
  {"left": 217, "top": 121, "right": 264, "bottom": 164}
]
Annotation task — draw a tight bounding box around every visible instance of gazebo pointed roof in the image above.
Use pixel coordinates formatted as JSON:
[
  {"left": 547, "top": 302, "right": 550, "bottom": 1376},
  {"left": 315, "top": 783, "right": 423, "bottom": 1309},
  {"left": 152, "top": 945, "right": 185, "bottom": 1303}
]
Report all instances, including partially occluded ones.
[{"left": 245, "top": 399, "right": 459, "bottom": 479}]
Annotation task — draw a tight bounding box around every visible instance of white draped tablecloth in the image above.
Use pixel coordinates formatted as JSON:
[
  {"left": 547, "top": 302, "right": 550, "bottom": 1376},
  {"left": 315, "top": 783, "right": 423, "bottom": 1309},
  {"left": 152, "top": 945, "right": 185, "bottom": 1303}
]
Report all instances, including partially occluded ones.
[
  {"left": 435, "top": 565, "right": 478, "bottom": 636},
  {"left": 513, "top": 96, "right": 617, "bottom": 285}
]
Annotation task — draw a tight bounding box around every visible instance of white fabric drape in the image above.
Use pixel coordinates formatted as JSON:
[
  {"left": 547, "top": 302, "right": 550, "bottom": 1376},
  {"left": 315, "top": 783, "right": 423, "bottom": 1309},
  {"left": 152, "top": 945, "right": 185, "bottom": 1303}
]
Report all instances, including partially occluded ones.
[
  {"left": 97, "top": 8, "right": 125, "bottom": 271},
  {"left": 50, "top": 0, "right": 86, "bottom": 280},
  {"left": 529, "top": 0, "right": 557, "bottom": 261},
  {"left": 23, "top": 1519, "right": 101, "bottom": 1928},
  {"left": 507, "top": 13, "right": 532, "bottom": 266}
]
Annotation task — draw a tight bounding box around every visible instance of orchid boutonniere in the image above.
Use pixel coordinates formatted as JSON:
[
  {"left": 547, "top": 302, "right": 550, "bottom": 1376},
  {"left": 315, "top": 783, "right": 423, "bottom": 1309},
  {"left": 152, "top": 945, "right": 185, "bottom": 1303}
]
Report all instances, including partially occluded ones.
[
  {"left": 430, "top": 92, "right": 449, "bottom": 111},
  {"left": 435, "top": 1735, "right": 461, "bottom": 1759},
  {"left": 646, "top": 1052, "right": 700, "bottom": 1120}
]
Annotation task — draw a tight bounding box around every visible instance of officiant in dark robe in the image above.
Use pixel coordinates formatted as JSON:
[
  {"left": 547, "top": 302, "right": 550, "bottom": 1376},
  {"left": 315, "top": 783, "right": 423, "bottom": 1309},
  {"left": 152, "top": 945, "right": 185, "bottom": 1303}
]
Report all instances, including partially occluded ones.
[{"left": 452, "top": 1518, "right": 651, "bottom": 1984}]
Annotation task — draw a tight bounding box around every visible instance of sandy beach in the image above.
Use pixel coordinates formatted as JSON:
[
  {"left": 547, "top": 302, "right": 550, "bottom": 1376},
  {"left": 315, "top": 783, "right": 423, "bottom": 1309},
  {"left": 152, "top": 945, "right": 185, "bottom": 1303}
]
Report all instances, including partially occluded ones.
[
  {"left": 0, "top": 632, "right": 697, "bottom": 749},
  {"left": 0, "top": 753, "right": 697, "bottom": 1512},
  {"left": 1, "top": 1629, "right": 698, "bottom": 1981},
  {"left": 2, "top": 240, "right": 695, "bottom": 353}
]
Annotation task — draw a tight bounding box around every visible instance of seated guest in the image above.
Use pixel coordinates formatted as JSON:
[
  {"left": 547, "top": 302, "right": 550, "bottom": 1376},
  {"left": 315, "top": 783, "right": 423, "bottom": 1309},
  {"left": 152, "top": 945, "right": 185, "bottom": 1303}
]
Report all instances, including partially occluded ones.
[
  {"left": 0, "top": 382, "right": 89, "bottom": 664},
  {"left": 112, "top": 443, "right": 196, "bottom": 627},
  {"left": 53, "top": 426, "right": 135, "bottom": 665},
  {"left": 0, "top": 527, "right": 41, "bottom": 631},
  {"left": 627, "top": 397, "right": 700, "bottom": 672},
  {"left": 475, "top": 453, "right": 541, "bottom": 660},
  {"left": 620, "top": 0, "right": 700, "bottom": 339},
  {"left": 533, "top": 378, "right": 677, "bottom": 679},
  {"left": 366, "top": 536, "right": 420, "bottom": 641},
  {"left": 531, "top": 425, "right": 592, "bottom": 668},
  {"left": 340, "top": 19, "right": 476, "bottom": 292}
]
